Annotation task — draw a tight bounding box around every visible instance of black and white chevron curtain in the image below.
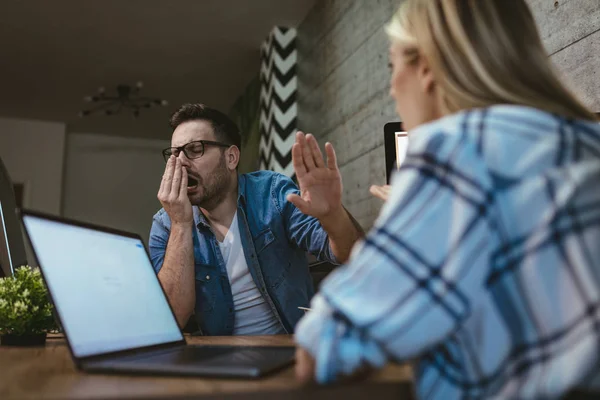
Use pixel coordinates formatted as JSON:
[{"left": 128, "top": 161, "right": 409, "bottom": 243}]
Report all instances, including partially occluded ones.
[{"left": 259, "top": 27, "right": 297, "bottom": 177}]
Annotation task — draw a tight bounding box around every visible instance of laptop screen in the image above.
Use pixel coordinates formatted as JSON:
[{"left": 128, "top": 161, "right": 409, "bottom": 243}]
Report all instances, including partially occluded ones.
[{"left": 22, "top": 214, "right": 183, "bottom": 358}]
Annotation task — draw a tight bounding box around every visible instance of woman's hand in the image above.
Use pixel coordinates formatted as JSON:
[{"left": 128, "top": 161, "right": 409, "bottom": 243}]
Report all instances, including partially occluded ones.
[
  {"left": 295, "top": 345, "right": 375, "bottom": 384},
  {"left": 295, "top": 347, "right": 316, "bottom": 384},
  {"left": 370, "top": 184, "right": 392, "bottom": 201}
]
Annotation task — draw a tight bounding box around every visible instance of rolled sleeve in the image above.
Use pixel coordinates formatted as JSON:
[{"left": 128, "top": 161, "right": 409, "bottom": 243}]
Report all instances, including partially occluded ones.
[
  {"left": 148, "top": 210, "right": 169, "bottom": 274},
  {"left": 295, "top": 293, "right": 387, "bottom": 383}
]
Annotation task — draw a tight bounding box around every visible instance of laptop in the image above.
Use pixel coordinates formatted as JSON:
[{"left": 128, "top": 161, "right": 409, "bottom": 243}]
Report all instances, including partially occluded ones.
[
  {"left": 20, "top": 210, "right": 295, "bottom": 378},
  {"left": 0, "top": 156, "right": 28, "bottom": 277},
  {"left": 383, "top": 122, "right": 408, "bottom": 184}
]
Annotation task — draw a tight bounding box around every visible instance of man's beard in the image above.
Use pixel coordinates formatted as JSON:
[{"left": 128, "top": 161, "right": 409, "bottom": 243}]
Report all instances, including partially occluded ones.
[{"left": 189, "top": 154, "right": 231, "bottom": 210}]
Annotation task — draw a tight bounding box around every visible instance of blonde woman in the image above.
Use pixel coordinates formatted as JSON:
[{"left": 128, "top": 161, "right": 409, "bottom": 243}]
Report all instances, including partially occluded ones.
[{"left": 292, "top": 0, "right": 600, "bottom": 398}]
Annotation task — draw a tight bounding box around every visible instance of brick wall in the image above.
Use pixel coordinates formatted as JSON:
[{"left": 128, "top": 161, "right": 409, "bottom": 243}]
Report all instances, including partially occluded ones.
[
  {"left": 297, "top": 0, "right": 398, "bottom": 229},
  {"left": 526, "top": 0, "right": 600, "bottom": 112},
  {"left": 296, "top": 0, "right": 600, "bottom": 230}
]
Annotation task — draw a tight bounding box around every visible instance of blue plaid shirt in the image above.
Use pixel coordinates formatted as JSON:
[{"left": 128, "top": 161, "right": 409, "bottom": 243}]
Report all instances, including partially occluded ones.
[{"left": 295, "top": 105, "right": 600, "bottom": 399}]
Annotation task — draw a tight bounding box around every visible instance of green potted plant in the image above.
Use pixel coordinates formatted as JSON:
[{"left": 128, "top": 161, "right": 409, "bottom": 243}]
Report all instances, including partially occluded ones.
[{"left": 0, "top": 265, "right": 56, "bottom": 346}]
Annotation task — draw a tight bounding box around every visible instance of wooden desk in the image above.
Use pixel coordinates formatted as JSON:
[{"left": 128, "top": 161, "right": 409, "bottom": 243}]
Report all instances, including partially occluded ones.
[{"left": 0, "top": 334, "right": 414, "bottom": 400}]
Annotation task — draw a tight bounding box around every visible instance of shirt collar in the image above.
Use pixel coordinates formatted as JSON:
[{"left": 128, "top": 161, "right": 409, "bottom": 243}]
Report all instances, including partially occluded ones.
[{"left": 237, "top": 172, "right": 247, "bottom": 206}]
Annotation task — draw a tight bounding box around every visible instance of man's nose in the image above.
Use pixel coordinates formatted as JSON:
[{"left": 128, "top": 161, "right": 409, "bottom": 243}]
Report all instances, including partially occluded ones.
[{"left": 178, "top": 152, "right": 191, "bottom": 167}]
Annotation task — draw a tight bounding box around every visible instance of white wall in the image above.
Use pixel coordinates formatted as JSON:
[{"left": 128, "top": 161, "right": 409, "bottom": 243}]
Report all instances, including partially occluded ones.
[
  {"left": 62, "top": 133, "right": 169, "bottom": 244},
  {"left": 0, "top": 116, "right": 66, "bottom": 215}
]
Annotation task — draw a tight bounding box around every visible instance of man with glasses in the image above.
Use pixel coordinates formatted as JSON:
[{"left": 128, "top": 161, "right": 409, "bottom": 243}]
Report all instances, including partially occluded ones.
[{"left": 149, "top": 103, "right": 363, "bottom": 336}]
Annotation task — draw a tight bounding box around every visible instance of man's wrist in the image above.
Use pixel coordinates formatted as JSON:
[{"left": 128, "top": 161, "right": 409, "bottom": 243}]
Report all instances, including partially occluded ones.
[
  {"left": 318, "top": 205, "right": 347, "bottom": 234},
  {"left": 171, "top": 220, "right": 193, "bottom": 233}
]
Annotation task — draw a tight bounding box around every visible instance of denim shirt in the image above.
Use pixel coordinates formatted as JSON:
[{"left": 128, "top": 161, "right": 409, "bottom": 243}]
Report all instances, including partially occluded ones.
[{"left": 149, "top": 170, "right": 339, "bottom": 336}]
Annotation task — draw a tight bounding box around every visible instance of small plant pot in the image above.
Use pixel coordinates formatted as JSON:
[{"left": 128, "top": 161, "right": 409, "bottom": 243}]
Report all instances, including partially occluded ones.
[{"left": 0, "top": 333, "right": 47, "bottom": 347}]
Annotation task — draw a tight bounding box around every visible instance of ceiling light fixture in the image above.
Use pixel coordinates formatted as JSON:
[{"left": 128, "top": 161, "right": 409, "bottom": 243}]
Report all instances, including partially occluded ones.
[{"left": 78, "top": 82, "right": 168, "bottom": 118}]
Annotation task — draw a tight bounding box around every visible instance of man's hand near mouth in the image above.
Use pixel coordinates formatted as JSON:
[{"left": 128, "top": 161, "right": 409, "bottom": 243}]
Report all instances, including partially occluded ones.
[{"left": 158, "top": 156, "right": 193, "bottom": 226}]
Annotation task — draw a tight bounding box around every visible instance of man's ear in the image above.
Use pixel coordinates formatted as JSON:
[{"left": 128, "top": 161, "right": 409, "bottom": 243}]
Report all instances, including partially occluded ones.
[{"left": 227, "top": 146, "right": 240, "bottom": 170}]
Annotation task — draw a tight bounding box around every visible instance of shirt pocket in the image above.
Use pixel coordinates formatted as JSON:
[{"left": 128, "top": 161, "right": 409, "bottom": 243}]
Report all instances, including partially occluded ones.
[
  {"left": 253, "top": 228, "right": 291, "bottom": 289},
  {"left": 253, "top": 227, "right": 275, "bottom": 254},
  {"left": 194, "top": 263, "right": 216, "bottom": 312}
]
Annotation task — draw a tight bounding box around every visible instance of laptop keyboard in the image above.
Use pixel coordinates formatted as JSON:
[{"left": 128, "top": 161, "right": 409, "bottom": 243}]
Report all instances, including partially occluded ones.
[{"left": 122, "top": 346, "right": 235, "bottom": 365}]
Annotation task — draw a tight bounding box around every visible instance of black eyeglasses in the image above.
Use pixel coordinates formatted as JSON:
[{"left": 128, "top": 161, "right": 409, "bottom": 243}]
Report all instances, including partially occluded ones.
[{"left": 162, "top": 140, "right": 231, "bottom": 162}]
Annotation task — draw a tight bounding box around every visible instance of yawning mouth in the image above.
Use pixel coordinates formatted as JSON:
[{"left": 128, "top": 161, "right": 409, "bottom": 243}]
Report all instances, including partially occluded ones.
[{"left": 187, "top": 175, "right": 199, "bottom": 188}]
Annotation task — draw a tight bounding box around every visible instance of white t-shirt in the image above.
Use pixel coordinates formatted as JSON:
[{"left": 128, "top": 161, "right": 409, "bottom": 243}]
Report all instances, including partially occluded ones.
[{"left": 217, "top": 211, "right": 284, "bottom": 335}]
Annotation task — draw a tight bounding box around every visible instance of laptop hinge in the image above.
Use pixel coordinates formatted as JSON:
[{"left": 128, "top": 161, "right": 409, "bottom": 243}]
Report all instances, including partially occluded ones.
[{"left": 78, "top": 339, "right": 185, "bottom": 364}]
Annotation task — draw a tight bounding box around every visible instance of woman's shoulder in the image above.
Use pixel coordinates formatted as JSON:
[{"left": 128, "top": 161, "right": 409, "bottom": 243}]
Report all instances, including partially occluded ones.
[
  {"left": 415, "top": 104, "right": 599, "bottom": 141},
  {"left": 413, "top": 105, "right": 561, "bottom": 139},
  {"left": 408, "top": 105, "right": 600, "bottom": 182}
]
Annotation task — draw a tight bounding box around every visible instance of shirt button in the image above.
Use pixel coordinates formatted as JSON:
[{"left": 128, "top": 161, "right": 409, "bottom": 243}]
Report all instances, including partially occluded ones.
[{"left": 206, "top": 275, "right": 210, "bottom": 280}]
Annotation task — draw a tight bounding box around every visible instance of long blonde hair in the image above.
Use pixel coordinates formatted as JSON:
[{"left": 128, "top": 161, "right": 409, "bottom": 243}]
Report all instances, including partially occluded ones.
[{"left": 386, "top": 0, "right": 598, "bottom": 121}]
